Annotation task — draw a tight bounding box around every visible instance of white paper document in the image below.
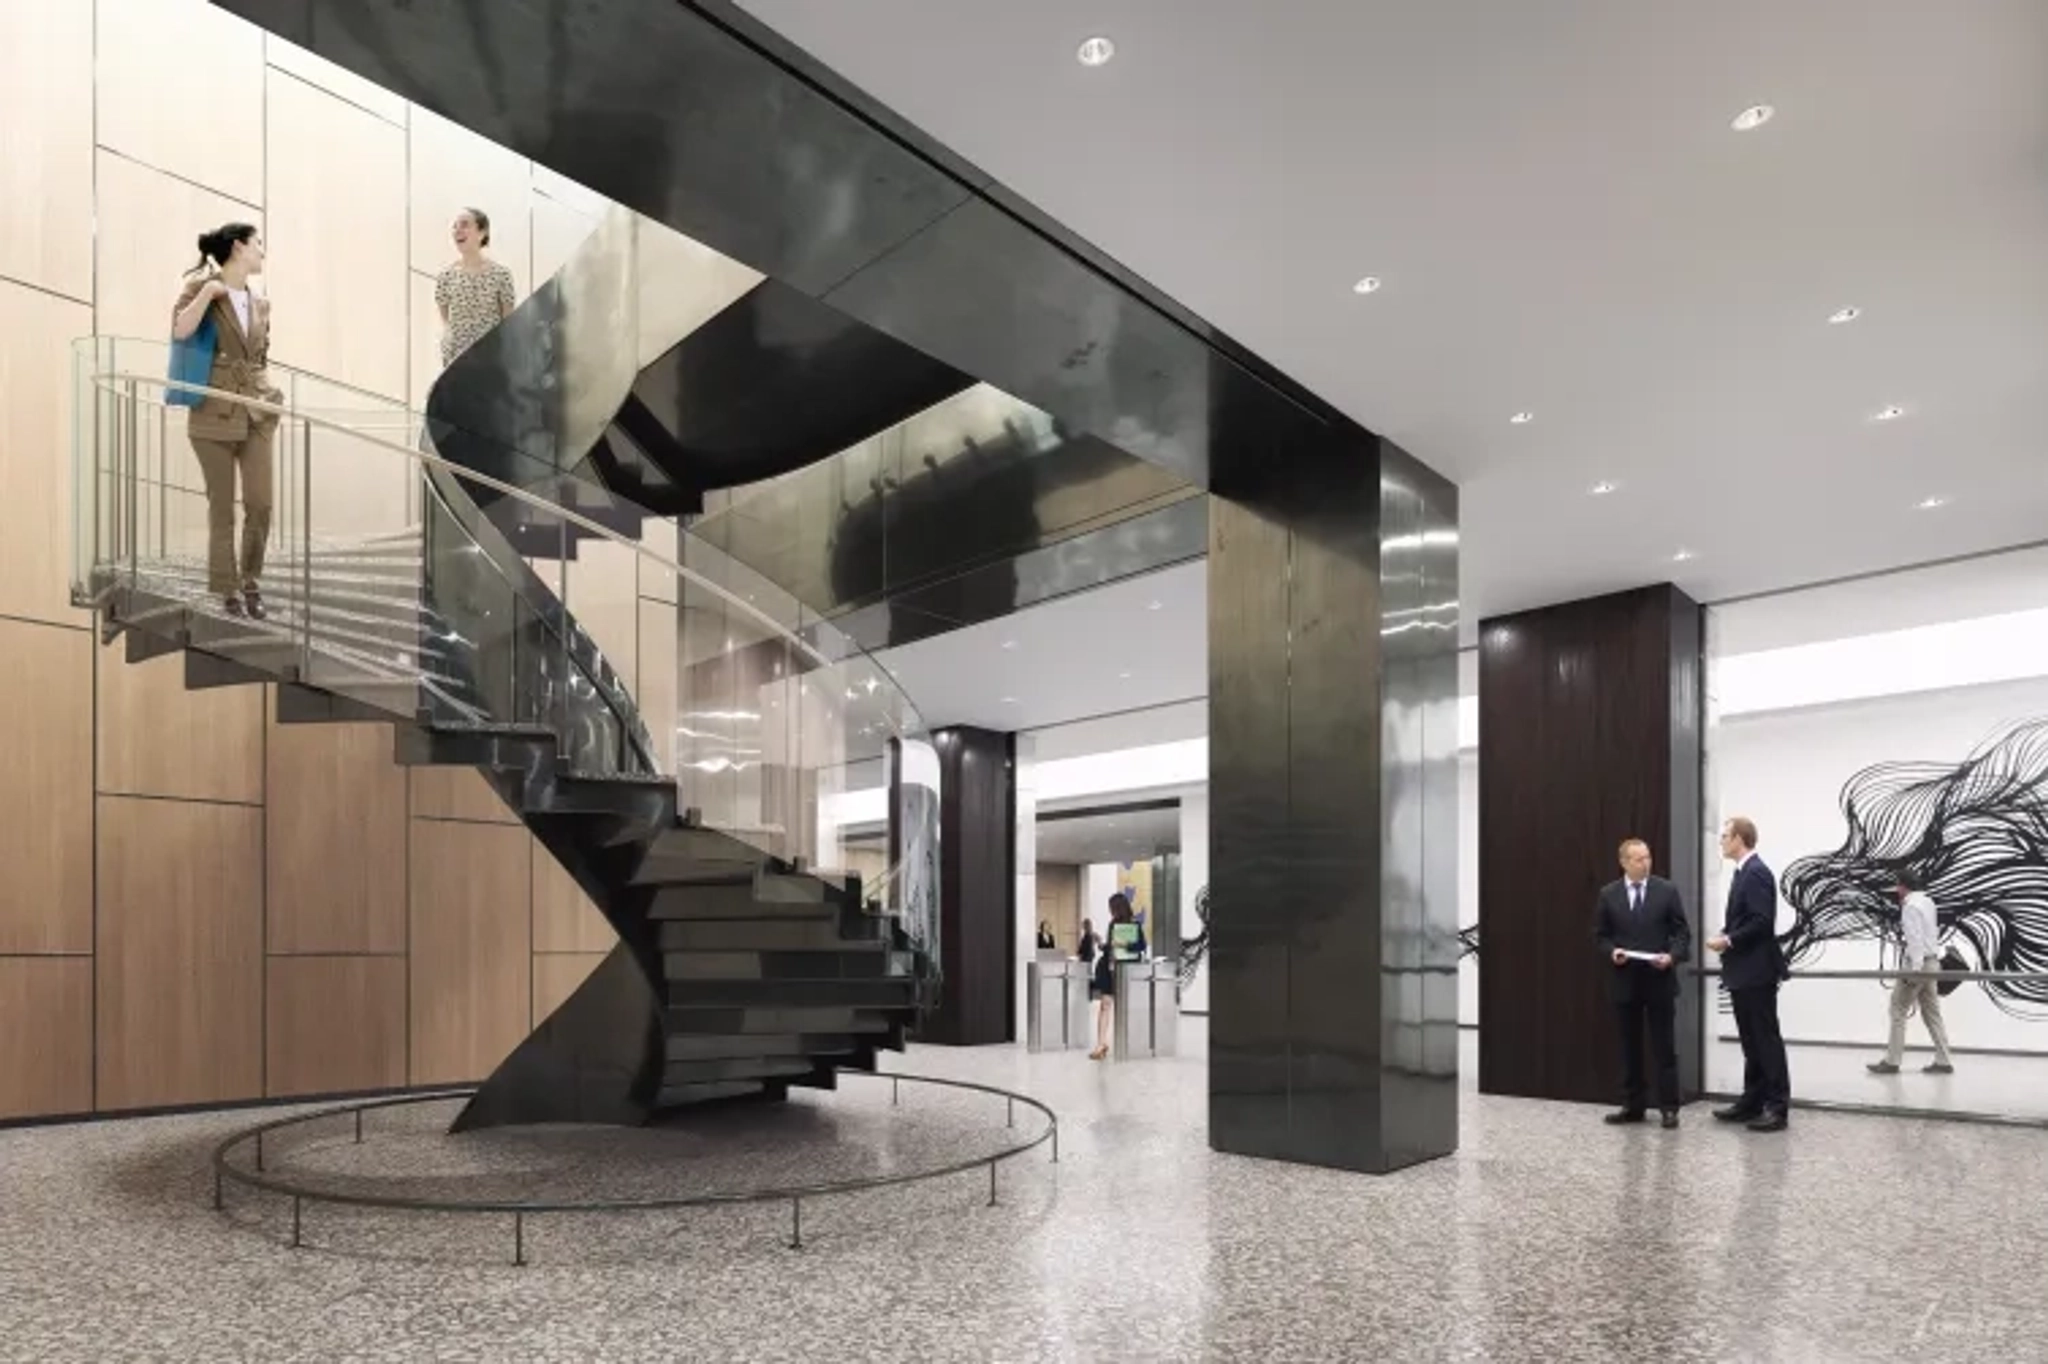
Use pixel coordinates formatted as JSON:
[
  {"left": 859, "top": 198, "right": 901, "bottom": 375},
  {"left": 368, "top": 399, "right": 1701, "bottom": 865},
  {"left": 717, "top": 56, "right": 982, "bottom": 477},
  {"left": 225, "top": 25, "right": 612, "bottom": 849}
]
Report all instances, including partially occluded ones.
[{"left": 1619, "top": 950, "right": 1664, "bottom": 962}]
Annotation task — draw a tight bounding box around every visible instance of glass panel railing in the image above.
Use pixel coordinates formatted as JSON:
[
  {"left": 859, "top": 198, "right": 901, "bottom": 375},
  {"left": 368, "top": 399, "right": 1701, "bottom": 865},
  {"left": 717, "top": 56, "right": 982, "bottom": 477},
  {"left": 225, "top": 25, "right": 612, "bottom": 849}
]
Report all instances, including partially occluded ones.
[{"left": 70, "top": 335, "right": 937, "bottom": 969}]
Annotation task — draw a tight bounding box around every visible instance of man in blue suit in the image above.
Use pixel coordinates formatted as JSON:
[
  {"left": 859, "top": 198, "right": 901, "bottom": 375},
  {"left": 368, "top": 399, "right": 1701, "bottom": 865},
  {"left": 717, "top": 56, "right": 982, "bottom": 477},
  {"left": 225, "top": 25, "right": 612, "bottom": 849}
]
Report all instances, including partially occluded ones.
[{"left": 1707, "top": 816, "right": 1790, "bottom": 1131}]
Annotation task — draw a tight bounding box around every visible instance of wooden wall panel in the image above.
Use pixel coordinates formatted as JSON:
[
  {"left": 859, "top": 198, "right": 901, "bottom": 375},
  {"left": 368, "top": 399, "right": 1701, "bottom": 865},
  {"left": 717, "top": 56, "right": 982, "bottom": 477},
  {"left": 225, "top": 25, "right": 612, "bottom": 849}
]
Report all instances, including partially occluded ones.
[
  {"left": 532, "top": 952, "right": 606, "bottom": 1026},
  {"left": 0, "top": 959, "right": 93, "bottom": 1120},
  {"left": 410, "top": 766, "right": 518, "bottom": 824},
  {"left": 267, "top": 711, "right": 407, "bottom": 954},
  {"left": 408, "top": 107, "right": 533, "bottom": 298},
  {"left": 1477, "top": 585, "right": 1705, "bottom": 1106},
  {"left": 96, "top": 642, "right": 265, "bottom": 804},
  {"left": 570, "top": 540, "right": 640, "bottom": 693},
  {"left": 95, "top": 0, "right": 265, "bottom": 205},
  {"left": 264, "top": 72, "right": 407, "bottom": 399},
  {"left": 636, "top": 597, "right": 677, "bottom": 773},
  {"left": 96, "top": 796, "right": 264, "bottom": 1110},
  {"left": 533, "top": 841, "right": 614, "bottom": 953},
  {"left": 0, "top": 622, "right": 93, "bottom": 953},
  {"left": 266, "top": 956, "right": 406, "bottom": 1096},
  {"left": 0, "top": 0, "right": 92, "bottom": 300},
  {"left": 0, "top": 286, "right": 94, "bottom": 627},
  {"left": 92, "top": 149, "right": 262, "bottom": 347},
  {"left": 409, "top": 819, "right": 531, "bottom": 1084},
  {"left": 265, "top": 35, "right": 408, "bottom": 125}
]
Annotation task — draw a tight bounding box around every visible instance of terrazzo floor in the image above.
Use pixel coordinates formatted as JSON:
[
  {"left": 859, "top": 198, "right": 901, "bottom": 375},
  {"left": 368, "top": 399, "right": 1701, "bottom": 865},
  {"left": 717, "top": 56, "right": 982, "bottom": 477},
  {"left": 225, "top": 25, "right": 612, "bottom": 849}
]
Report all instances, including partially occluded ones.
[{"left": 5, "top": 1021, "right": 2045, "bottom": 1362}]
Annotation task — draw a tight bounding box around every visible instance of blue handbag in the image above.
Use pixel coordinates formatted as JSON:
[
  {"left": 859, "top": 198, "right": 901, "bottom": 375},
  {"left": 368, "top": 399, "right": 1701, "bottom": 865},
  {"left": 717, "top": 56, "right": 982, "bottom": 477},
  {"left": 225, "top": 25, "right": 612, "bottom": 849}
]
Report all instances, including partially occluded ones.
[{"left": 167, "top": 312, "right": 217, "bottom": 409}]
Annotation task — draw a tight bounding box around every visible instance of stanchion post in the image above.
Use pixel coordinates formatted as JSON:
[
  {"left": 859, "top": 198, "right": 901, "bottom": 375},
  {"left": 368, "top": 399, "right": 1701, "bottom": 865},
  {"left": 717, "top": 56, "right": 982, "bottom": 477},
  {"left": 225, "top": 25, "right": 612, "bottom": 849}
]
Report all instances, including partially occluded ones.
[
  {"left": 988, "top": 1160, "right": 998, "bottom": 1207},
  {"left": 291, "top": 1196, "right": 302, "bottom": 1248},
  {"left": 892, "top": 1077, "right": 899, "bottom": 1107},
  {"left": 213, "top": 1167, "right": 224, "bottom": 1211},
  {"left": 789, "top": 1198, "right": 803, "bottom": 1250},
  {"left": 255, "top": 1130, "right": 265, "bottom": 1172},
  {"left": 514, "top": 1213, "right": 526, "bottom": 1268},
  {"left": 354, "top": 1108, "right": 363, "bottom": 1144},
  {"left": 1007, "top": 1097, "right": 1015, "bottom": 1129}
]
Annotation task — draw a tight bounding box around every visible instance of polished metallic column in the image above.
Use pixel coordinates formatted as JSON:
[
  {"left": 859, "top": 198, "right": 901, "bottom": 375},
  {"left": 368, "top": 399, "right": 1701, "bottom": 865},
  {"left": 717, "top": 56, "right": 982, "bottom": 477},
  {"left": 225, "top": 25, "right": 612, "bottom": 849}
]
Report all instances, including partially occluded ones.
[{"left": 1208, "top": 438, "right": 1459, "bottom": 1174}]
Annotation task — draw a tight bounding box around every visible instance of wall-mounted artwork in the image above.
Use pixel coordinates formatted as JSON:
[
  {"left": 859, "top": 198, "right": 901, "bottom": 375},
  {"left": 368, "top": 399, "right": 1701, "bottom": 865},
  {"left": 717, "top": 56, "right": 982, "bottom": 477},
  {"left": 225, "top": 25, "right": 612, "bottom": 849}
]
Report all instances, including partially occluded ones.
[
  {"left": 1179, "top": 886, "right": 1210, "bottom": 988},
  {"left": 1781, "top": 717, "right": 2048, "bottom": 1017}
]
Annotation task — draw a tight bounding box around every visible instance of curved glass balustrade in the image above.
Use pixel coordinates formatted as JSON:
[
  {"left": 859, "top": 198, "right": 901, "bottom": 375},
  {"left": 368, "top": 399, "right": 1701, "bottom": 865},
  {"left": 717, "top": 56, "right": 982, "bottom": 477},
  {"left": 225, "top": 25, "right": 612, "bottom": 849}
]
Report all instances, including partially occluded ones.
[{"left": 69, "top": 336, "right": 937, "bottom": 956}]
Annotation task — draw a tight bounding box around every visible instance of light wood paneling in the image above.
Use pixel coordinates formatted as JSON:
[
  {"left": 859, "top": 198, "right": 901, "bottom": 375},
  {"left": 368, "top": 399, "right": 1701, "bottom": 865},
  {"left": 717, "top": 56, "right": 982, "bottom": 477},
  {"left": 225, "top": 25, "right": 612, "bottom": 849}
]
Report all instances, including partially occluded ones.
[
  {"left": 410, "top": 765, "right": 518, "bottom": 824},
  {"left": 266, "top": 956, "right": 406, "bottom": 1096},
  {"left": 409, "top": 819, "right": 531, "bottom": 1084},
  {"left": 638, "top": 516, "right": 679, "bottom": 604},
  {"left": 96, "top": 640, "right": 264, "bottom": 804},
  {"left": 0, "top": 0, "right": 92, "bottom": 300},
  {"left": 265, "top": 35, "right": 408, "bottom": 125},
  {"left": 93, "top": 149, "right": 262, "bottom": 346},
  {"left": 0, "top": 285, "right": 92, "bottom": 627},
  {"left": 637, "top": 597, "right": 678, "bottom": 772},
  {"left": 531, "top": 190, "right": 598, "bottom": 287},
  {"left": 409, "top": 106, "right": 532, "bottom": 298},
  {"left": 0, "top": 622, "right": 93, "bottom": 953},
  {"left": 532, "top": 952, "right": 606, "bottom": 1027},
  {"left": 635, "top": 217, "right": 761, "bottom": 366},
  {"left": 533, "top": 842, "right": 614, "bottom": 954},
  {"left": 268, "top": 711, "right": 407, "bottom": 954},
  {"left": 0, "top": 958, "right": 93, "bottom": 1120},
  {"left": 96, "top": 796, "right": 263, "bottom": 1110},
  {"left": 408, "top": 270, "right": 441, "bottom": 413},
  {"left": 1036, "top": 862, "right": 1082, "bottom": 951},
  {"left": 265, "top": 72, "right": 407, "bottom": 400},
  {"left": 95, "top": 0, "right": 265, "bottom": 206},
  {"left": 570, "top": 539, "right": 640, "bottom": 694}
]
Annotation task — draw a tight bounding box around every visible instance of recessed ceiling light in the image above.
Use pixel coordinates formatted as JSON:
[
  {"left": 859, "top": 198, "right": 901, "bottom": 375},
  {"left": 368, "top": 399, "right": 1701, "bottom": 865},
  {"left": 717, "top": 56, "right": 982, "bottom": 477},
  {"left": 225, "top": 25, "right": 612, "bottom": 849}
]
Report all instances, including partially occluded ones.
[
  {"left": 1076, "top": 35, "right": 1115, "bottom": 66},
  {"left": 1915, "top": 496, "right": 1949, "bottom": 511},
  {"left": 1001, "top": 696, "right": 1019, "bottom": 704},
  {"left": 1118, "top": 671, "right": 1133, "bottom": 680},
  {"left": 1731, "top": 104, "right": 1774, "bottom": 132},
  {"left": 1000, "top": 640, "right": 1018, "bottom": 650},
  {"left": 1589, "top": 480, "right": 1619, "bottom": 496},
  {"left": 1146, "top": 600, "right": 1163, "bottom": 611},
  {"left": 1352, "top": 276, "right": 1383, "bottom": 295},
  {"left": 1672, "top": 549, "right": 1696, "bottom": 563},
  {"left": 1873, "top": 405, "right": 1906, "bottom": 422},
  {"left": 1509, "top": 411, "right": 1534, "bottom": 425},
  {"left": 1828, "top": 306, "right": 1861, "bottom": 325}
]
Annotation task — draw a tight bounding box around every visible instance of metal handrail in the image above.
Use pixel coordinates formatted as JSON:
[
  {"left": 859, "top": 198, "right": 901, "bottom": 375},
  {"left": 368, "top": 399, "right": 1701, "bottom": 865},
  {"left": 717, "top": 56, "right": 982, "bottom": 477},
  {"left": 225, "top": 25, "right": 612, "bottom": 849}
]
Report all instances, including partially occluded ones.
[
  {"left": 1693, "top": 967, "right": 2048, "bottom": 982},
  {"left": 211, "top": 1071, "right": 1058, "bottom": 1262},
  {"left": 84, "top": 362, "right": 903, "bottom": 696}
]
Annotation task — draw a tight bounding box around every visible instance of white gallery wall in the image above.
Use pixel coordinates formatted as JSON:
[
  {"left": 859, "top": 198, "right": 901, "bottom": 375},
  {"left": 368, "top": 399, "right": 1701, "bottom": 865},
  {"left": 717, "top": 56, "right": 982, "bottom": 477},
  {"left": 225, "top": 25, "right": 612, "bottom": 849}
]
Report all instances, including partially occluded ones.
[{"left": 1711, "top": 674, "right": 2048, "bottom": 1051}]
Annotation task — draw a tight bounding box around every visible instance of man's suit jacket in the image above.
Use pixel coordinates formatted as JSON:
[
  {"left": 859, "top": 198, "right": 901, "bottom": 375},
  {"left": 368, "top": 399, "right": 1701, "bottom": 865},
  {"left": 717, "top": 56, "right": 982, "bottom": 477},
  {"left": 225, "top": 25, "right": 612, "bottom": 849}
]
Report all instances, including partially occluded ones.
[
  {"left": 1720, "top": 855, "right": 1787, "bottom": 991},
  {"left": 1595, "top": 875, "right": 1692, "bottom": 1002}
]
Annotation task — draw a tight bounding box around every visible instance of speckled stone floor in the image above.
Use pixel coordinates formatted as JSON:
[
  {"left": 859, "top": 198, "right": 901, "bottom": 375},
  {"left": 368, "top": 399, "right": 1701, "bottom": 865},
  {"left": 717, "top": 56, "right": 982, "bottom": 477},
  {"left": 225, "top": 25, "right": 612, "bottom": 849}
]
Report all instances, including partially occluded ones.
[{"left": 4, "top": 1022, "right": 2044, "bottom": 1362}]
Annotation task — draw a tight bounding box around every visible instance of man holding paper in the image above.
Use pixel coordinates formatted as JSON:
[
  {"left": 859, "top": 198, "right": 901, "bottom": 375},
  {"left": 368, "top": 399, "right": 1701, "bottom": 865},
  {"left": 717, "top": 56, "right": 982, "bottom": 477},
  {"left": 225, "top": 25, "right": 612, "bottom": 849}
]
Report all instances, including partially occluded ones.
[{"left": 1595, "top": 838, "right": 1692, "bottom": 1128}]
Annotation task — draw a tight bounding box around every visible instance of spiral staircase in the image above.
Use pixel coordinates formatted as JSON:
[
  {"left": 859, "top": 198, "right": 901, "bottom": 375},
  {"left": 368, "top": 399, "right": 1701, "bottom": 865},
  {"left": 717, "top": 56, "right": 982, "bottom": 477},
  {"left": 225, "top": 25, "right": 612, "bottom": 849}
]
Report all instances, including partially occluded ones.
[{"left": 71, "top": 212, "right": 943, "bottom": 1130}]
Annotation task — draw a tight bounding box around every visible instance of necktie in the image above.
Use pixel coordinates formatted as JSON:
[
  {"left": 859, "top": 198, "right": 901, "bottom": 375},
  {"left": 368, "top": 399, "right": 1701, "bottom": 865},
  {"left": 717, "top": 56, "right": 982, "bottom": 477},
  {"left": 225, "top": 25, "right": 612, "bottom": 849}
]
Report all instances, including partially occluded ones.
[{"left": 1631, "top": 883, "right": 1642, "bottom": 915}]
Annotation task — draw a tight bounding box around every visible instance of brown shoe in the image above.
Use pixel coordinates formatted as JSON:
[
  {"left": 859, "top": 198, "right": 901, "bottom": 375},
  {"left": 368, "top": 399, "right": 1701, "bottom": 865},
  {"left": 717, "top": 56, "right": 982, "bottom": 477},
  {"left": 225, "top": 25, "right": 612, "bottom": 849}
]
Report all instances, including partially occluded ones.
[{"left": 1087, "top": 1047, "right": 1107, "bottom": 1061}]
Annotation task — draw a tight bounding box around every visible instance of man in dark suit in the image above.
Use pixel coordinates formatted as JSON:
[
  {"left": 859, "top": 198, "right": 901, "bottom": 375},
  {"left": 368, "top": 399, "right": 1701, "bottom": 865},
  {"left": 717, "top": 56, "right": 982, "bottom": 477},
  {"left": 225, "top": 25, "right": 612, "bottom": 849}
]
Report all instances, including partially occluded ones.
[
  {"left": 1707, "top": 816, "right": 1791, "bottom": 1132},
  {"left": 1596, "top": 837, "right": 1692, "bottom": 1128}
]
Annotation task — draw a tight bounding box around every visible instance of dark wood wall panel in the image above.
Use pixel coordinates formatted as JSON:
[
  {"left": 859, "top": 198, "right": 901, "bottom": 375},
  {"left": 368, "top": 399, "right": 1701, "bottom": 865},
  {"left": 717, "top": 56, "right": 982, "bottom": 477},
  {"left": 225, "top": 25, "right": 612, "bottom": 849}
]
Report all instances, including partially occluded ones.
[
  {"left": 923, "top": 726, "right": 1013, "bottom": 1045},
  {"left": 1478, "top": 584, "right": 1705, "bottom": 1105}
]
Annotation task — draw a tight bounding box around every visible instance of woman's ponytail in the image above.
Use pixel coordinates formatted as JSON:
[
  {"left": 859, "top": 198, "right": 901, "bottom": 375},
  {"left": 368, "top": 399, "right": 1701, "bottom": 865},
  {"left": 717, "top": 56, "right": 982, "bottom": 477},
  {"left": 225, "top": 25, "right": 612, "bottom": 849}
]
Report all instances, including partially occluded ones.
[{"left": 191, "top": 222, "right": 257, "bottom": 274}]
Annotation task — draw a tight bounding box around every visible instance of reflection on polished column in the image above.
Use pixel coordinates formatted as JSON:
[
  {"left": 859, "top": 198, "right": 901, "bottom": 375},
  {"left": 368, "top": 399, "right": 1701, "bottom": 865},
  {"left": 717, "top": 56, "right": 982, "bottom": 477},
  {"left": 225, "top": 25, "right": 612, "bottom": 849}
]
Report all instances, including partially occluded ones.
[{"left": 1208, "top": 439, "right": 1459, "bottom": 1175}]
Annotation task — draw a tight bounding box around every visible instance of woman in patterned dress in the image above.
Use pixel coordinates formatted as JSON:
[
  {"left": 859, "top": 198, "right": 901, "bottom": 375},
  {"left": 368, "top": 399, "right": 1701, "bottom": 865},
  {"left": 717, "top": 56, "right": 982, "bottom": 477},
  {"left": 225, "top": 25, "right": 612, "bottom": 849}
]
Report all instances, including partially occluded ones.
[{"left": 435, "top": 207, "right": 517, "bottom": 366}]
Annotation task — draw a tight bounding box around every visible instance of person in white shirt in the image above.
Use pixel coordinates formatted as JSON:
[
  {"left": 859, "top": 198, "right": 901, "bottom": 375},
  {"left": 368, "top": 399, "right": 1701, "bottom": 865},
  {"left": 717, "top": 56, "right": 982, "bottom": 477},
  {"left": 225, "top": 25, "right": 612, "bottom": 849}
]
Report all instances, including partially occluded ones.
[{"left": 1868, "top": 871, "right": 1955, "bottom": 1074}]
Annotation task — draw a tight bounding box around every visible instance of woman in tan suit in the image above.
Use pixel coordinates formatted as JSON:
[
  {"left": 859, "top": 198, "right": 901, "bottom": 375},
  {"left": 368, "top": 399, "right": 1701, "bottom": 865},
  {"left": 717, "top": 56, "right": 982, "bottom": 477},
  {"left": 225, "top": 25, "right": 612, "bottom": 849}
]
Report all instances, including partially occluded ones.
[{"left": 171, "top": 222, "right": 279, "bottom": 618}]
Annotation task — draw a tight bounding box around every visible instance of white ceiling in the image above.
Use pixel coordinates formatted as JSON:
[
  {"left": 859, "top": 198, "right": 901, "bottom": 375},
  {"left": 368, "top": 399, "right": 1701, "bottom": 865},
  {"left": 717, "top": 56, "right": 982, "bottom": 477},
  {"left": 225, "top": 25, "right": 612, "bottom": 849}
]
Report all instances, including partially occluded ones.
[
  {"left": 741, "top": 0, "right": 2048, "bottom": 625},
  {"left": 1035, "top": 805, "right": 1181, "bottom": 867},
  {"left": 874, "top": 559, "right": 1204, "bottom": 731}
]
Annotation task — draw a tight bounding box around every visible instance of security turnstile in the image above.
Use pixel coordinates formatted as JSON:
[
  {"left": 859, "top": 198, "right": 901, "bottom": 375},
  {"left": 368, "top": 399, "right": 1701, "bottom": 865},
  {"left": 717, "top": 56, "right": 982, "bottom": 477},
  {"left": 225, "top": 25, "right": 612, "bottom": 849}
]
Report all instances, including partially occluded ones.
[
  {"left": 1112, "top": 958, "right": 1180, "bottom": 1060},
  {"left": 1026, "top": 958, "right": 1093, "bottom": 1052}
]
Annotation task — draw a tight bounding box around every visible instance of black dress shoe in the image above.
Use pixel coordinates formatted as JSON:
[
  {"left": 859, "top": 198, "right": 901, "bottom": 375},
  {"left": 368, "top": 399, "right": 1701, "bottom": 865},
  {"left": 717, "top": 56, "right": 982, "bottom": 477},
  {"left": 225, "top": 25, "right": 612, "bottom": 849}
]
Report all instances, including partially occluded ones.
[
  {"left": 1746, "top": 1110, "right": 1789, "bottom": 1132},
  {"left": 1603, "top": 1109, "right": 1647, "bottom": 1125},
  {"left": 1660, "top": 1110, "right": 1680, "bottom": 1130},
  {"left": 1712, "top": 1104, "right": 1761, "bottom": 1123}
]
